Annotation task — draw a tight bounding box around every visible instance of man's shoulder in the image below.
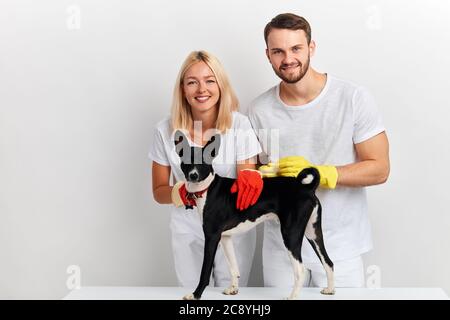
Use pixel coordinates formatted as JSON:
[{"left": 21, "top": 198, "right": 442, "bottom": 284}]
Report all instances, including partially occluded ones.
[
  {"left": 248, "top": 85, "right": 278, "bottom": 115},
  {"left": 329, "top": 74, "right": 367, "bottom": 97}
]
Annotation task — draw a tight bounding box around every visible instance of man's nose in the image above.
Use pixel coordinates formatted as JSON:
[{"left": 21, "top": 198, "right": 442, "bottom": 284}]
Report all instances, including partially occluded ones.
[
  {"left": 189, "top": 172, "right": 199, "bottom": 180},
  {"left": 282, "top": 52, "right": 295, "bottom": 65}
]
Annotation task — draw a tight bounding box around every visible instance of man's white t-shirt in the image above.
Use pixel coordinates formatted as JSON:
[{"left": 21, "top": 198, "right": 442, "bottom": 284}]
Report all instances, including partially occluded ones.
[
  {"left": 148, "top": 111, "right": 262, "bottom": 235},
  {"left": 248, "top": 74, "right": 385, "bottom": 262}
]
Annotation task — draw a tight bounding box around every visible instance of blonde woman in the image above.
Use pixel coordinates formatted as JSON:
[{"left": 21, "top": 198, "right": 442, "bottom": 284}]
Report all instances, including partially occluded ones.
[{"left": 149, "top": 51, "right": 264, "bottom": 288}]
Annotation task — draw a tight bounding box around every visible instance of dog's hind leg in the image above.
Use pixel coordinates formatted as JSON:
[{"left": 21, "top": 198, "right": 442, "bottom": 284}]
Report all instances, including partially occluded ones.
[
  {"left": 280, "top": 222, "right": 306, "bottom": 300},
  {"left": 305, "top": 203, "right": 335, "bottom": 295},
  {"left": 183, "top": 232, "right": 221, "bottom": 300},
  {"left": 220, "top": 235, "right": 240, "bottom": 295}
]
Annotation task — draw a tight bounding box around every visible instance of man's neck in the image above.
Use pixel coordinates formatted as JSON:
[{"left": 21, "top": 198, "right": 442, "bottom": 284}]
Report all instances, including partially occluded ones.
[{"left": 279, "top": 68, "right": 327, "bottom": 106}]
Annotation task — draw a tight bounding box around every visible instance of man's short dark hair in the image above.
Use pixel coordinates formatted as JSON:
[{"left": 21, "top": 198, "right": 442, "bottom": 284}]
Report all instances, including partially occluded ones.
[{"left": 264, "top": 13, "right": 312, "bottom": 46}]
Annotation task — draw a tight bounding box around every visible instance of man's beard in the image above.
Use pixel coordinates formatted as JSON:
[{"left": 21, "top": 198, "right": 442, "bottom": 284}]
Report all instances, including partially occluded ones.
[{"left": 273, "top": 55, "right": 310, "bottom": 84}]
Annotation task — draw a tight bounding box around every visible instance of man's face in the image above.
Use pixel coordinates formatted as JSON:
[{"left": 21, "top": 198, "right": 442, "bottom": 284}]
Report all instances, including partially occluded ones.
[{"left": 266, "top": 28, "right": 314, "bottom": 84}]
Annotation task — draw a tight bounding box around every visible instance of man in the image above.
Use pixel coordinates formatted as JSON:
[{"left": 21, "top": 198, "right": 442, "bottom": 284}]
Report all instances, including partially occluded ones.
[{"left": 247, "top": 13, "right": 390, "bottom": 287}]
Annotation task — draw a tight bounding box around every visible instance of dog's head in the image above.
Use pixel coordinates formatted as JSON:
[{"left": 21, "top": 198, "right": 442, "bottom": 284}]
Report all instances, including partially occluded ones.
[{"left": 174, "top": 130, "right": 221, "bottom": 183}]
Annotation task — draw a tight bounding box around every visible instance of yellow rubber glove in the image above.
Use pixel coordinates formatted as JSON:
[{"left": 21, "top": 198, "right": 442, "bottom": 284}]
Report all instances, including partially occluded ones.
[
  {"left": 277, "top": 156, "right": 339, "bottom": 189},
  {"left": 258, "top": 162, "right": 279, "bottom": 178}
]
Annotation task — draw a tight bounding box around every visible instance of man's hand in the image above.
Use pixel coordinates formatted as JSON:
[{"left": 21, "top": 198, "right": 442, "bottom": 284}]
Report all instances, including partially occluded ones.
[
  {"left": 279, "top": 156, "right": 338, "bottom": 189},
  {"left": 230, "top": 169, "right": 264, "bottom": 211},
  {"left": 260, "top": 156, "right": 339, "bottom": 189},
  {"left": 258, "top": 162, "right": 279, "bottom": 177}
]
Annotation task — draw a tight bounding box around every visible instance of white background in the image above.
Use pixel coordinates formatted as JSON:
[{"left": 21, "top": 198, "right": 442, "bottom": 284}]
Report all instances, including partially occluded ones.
[{"left": 1, "top": 0, "right": 449, "bottom": 299}]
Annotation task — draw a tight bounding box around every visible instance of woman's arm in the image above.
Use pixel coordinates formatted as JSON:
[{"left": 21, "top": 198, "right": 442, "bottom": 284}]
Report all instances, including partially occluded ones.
[
  {"left": 236, "top": 156, "right": 258, "bottom": 173},
  {"left": 152, "top": 161, "right": 173, "bottom": 204}
]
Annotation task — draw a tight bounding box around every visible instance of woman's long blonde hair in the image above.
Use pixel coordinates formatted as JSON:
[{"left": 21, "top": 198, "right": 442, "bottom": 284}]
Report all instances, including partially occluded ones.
[{"left": 171, "top": 51, "right": 239, "bottom": 133}]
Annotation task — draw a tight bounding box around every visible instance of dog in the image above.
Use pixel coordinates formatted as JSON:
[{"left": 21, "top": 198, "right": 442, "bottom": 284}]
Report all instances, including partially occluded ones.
[{"left": 174, "top": 130, "right": 335, "bottom": 300}]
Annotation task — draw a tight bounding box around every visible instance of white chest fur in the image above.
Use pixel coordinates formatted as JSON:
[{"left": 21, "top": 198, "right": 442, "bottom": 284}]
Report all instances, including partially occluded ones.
[{"left": 195, "top": 191, "right": 207, "bottom": 221}]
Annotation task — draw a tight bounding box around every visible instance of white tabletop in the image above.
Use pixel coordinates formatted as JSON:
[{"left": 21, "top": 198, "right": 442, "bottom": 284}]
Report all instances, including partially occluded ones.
[{"left": 63, "top": 286, "right": 449, "bottom": 300}]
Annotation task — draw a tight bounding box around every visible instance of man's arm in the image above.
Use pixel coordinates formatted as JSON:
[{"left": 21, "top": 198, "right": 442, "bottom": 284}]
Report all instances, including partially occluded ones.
[{"left": 336, "top": 132, "right": 390, "bottom": 187}]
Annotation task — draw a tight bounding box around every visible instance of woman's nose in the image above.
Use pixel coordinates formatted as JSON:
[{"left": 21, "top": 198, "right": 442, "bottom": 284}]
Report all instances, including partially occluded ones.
[{"left": 197, "top": 82, "right": 207, "bottom": 93}]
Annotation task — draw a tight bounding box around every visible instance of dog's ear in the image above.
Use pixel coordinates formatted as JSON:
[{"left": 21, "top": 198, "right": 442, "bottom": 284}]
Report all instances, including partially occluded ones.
[
  {"left": 174, "top": 130, "right": 190, "bottom": 160},
  {"left": 203, "top": 133, "right": 221, "bottom": 164}
]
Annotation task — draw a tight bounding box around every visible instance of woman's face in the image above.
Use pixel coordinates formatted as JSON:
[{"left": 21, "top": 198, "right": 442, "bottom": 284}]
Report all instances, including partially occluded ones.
[{"left": 182, "top": 61, "right": 220, "bottom": 114}]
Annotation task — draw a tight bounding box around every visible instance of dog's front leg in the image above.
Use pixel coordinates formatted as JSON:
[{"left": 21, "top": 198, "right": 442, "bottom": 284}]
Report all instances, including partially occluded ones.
[
  {"left": 220, "top": 235, "right": 240, "bottom": 295},
  {"left": 183, "top": 233, "right": 221, "bottom": 300},
  {"left": 287, "top": 252, "right": 306, "bottom": 300}
]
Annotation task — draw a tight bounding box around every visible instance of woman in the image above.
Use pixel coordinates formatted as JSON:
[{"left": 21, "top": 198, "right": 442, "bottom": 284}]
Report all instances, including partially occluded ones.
[{"left": 149, "top": 51, "right": 263, "bottom": 287}]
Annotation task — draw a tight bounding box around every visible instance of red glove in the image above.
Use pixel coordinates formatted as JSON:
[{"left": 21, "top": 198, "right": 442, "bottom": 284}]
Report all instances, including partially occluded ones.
[{"left": 230, "top": 169, "right": 263, "bottom": 211}]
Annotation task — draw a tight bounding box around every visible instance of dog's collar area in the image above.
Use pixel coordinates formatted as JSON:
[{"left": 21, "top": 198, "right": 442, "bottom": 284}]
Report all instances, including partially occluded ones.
[
  {"left": 183, "top": 188, "right": 208, "bottom": 209},
  {"left": 183, "top": 173, "right": 214, "bottom": 209},
  {"left": 186, "top": 188, "right": 208, "bottom": 209},
  {"left": 186, "top": 188, "right": 208, "bottom": 200}
]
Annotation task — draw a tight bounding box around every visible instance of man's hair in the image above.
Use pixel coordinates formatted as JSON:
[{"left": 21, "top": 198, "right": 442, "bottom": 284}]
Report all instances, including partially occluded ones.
[{"left": 264, "top": 13, "right": 312, "bottom": 46}]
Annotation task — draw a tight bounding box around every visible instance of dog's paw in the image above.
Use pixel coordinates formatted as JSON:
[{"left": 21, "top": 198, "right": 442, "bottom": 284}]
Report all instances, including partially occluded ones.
[
  {"left": 284, "top": 293, "right": 299, "bottom": 300},
  {"left": 223, "top": 286, "right": 239, "bottom": 295},
  {"left": 320, "top": 288, "right": 335, "bottom": 295},
  {"left": 182, "top": 293, "right": 196, "bottom": 300}
]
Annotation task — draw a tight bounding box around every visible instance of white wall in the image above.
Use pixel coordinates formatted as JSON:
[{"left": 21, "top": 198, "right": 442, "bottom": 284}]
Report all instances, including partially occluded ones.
[{"left": 1, "top": 0, "right": 449, "bottom": 299}]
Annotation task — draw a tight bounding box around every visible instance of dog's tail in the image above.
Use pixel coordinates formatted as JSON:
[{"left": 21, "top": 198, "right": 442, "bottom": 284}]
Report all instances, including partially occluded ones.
[{"left": 296, "top": 167, "right": 321, "bottom": 191}]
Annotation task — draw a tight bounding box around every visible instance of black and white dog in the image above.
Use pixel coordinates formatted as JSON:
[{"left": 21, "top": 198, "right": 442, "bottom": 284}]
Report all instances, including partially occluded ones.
[{"left": 174, "top": 130, "right": 335, "bottom": 300}]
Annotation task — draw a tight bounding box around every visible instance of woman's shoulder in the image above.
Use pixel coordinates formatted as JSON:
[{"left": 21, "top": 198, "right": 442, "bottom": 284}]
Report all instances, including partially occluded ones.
[
  {"left": 153, "top": 115, "right": 173, "bottom": 142},
  {"left": 154, "top": 115, "right": 171, "bottom": 131},
  {"left": 231, "top": 111, "right": 252, "bottom": 128}
]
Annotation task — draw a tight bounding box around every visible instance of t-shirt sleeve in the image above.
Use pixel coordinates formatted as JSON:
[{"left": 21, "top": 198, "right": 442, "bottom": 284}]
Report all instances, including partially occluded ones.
[
  {"left": 148, "top": 126, "right": 170, "bottom": 166},
  {"left": 352, "top": 86, "right": 385, "bottom": 144},
  {"left": 235, "top": 115, "right": 262, "bottom": 162}
]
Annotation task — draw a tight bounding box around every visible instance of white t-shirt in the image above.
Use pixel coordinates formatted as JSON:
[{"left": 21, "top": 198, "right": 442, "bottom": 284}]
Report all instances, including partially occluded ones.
[
  {"left": 248, "top": 74, "right": 385, "bottom": 262},
  {"left": 148, "top": 111, "right": 262, "bottom": 234}
]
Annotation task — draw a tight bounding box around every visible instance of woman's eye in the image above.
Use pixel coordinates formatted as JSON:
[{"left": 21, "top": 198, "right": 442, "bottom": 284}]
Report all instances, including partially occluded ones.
[
  {"left": 187, "top": 81, "right": 196, "bottom": 85},
  {"left": 206, "top": 80, "right": 216, "bottom": 84}
]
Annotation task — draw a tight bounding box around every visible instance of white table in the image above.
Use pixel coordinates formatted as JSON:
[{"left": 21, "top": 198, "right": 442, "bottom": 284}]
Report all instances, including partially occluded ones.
[{"left": 63, "top": 286, "right": 449, "bottom": 300}]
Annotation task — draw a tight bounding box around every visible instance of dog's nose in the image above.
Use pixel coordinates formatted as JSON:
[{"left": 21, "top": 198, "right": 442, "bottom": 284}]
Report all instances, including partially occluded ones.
[{"left": 189, "top": 172, "right": 198, "bottom": 181}]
